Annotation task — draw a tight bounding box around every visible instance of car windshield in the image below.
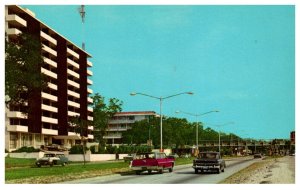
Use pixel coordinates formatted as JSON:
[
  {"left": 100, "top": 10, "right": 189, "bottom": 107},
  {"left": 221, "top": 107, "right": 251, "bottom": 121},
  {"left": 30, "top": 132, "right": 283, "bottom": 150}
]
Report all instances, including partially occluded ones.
[
  {"left": 136, "top": 153, "right": 155, "bottom": 159},
  {"left": 199, "top": 153, "right": 218, "bottom": 159},
  {"left": 44, "top": 154, "right": 55, "bottom": 157}
]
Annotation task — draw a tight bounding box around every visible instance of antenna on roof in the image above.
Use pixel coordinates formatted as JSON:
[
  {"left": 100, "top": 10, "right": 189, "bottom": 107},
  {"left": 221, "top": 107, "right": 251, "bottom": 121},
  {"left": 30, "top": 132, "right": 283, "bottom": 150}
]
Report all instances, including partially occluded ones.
[{"left": 78, "top": 5, "right": 86, "bottom": 50}]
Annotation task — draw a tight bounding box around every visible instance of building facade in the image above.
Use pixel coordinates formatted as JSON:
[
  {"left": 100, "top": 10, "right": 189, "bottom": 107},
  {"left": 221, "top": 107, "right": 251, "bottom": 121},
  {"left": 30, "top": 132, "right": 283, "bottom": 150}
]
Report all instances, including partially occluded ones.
[
  {"left": 104, "top": 111, "right": 157, "bottom": 145},
  {"left": 5, "top": 5, "right": 94, "bottom": 152}
]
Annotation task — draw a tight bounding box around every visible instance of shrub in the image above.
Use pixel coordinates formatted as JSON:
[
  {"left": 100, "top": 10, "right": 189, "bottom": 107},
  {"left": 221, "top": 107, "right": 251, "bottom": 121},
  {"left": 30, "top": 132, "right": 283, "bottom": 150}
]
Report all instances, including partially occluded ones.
[
  {"left": 12, "top": 146, "right": 40, "bottom": 153},
  {"left": 69, "top": 145, "right": 89, "bottom": 154}
]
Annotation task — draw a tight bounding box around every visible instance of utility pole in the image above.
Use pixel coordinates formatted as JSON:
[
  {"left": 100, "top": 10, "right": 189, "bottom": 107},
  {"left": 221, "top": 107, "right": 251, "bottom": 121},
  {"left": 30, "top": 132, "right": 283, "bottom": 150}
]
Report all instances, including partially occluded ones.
[{"left": 78, "top": 5, "right": 86, "bottom": 50}]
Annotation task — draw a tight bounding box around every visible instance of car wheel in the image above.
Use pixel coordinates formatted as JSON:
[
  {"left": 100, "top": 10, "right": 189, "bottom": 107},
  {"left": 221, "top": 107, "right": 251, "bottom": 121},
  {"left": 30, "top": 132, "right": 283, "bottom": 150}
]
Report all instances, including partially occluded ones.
[
  {"left": 168, "top": 167, "right": 173, "bottom": 172},
  {"left": 148, "top": 170, "right": 152, "bottom": 174},
  {"left": 221, "top": 167, "right": 225, "bottom": 172},
  {"left": 136, "top": 171, "right": 141, "bottom": 175},
  {"left": 50, "top": 162, "right": 53, "bottom": 167},
  {"left": 62, "top": 162, "right": 66, "bottom": 166},
  {"left": 217, "top": 168, "right": 220, "bottom": 174},
  {"left": 36, "top": 163, "right": 41, "bottom": 167},
  {"left": 195, "top": 169, "right": 199, "bottom": 174},
  {"left": 159, "top": 169, "right": 163, "bottom": 174}
]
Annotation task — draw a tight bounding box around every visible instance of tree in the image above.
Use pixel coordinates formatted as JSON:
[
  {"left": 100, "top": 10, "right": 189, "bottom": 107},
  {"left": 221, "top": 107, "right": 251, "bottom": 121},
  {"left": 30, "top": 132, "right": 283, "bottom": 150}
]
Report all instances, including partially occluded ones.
[
  {"left": 68, "top": 116, "right": 90, "bottom": 165},
  {"left": 92, "top": 93, "right": 123, "bottom": 147},
  {"left": 5, "top": 33, "right": 48, "bottom": 109}
]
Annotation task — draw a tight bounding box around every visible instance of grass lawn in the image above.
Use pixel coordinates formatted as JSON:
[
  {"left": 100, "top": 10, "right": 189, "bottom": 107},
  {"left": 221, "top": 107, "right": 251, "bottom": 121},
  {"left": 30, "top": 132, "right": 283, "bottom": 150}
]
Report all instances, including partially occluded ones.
[{"left": 5, "top": 157, "right": 194, "bottom": 183}]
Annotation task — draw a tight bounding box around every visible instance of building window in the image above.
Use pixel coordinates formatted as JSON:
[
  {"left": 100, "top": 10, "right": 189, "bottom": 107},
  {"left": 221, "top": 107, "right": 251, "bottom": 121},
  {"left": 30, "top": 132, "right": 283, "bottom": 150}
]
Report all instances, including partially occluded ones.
[
  {"left": 21, "top": 133, "right": 33, "bottom": 147},
  {"left": 10, "top": 132, "right": 18, "bottom": 149}
]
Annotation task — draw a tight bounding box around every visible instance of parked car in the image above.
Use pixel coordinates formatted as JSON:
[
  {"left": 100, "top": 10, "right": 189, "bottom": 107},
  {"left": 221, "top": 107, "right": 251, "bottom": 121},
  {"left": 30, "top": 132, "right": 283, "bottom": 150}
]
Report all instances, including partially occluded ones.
[
  {"left": 192, "top": 151, "right": 226, "bottom": 174},
  {"left": 253, "top": 153, "right": 263, "bottom": 158},
  {"left": 36, "top": 152, "right": 68, "bottom": 167},
  {"left": 130, "top": 152, "right": 175, "bottom": 175},
  {"left": 167, "top": 153, "right": 179, "bottom": 159}
]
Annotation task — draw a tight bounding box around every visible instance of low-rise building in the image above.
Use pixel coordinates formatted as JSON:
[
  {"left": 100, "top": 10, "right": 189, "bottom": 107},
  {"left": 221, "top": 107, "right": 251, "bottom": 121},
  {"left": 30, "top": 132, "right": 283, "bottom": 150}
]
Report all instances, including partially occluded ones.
[{"left": 104, "top": 111, "right": 157, "bottom": 145}]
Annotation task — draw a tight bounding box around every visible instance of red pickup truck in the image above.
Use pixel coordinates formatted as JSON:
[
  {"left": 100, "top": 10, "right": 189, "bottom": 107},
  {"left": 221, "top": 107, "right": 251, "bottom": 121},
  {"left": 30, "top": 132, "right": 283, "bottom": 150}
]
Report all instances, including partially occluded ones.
[{"left": 130, "top": 152, "right": 175, "bottom": 175}]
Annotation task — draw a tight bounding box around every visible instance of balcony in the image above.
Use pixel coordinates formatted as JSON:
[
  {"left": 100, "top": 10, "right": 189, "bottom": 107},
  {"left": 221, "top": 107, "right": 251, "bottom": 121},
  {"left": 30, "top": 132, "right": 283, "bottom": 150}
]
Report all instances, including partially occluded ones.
[
  {"left": 106, "top": 126, "right": 131, "bottom": 131},
  {"left": 42, "top": 116, "right": 58, "bottom": 124},
  {"left": 87, "top": 69, "right": 93, "bottom": 76},
  {"left": 87, "top": 97, "right": 93, "bottom": 103},
  {"left": 88, "top": 125, "right": 94, "bottom": 130},
  {"left": 41, "top": 92, "right": 58, "bottom": 102},
  {"left": 103, "top": 134, "right": 122, "bottom": 139},
  {"left": 88, "top": 116, "right": 93, "bottom": 121},
  {"left": 67, "top": 58, "right": 80, "bottom": 69},
  {"left": 41, "top": 67, "right": 57, "bottom": 79},
  {"left": 87, "top": 88, "right": 93, "bottom": 94},
  {"left": 68, "top": 100, "right": 80, "bottom": 108},
  {"left": 108, "top": 119, "right": 135, "bottom": 124},
  {"left": 67, "top": 79, "right": 80, "bottom": 89},
  {"left": 67, "top": 69, "right": 79, "bottom": 79},
  {"left": 43, "top": 57, "right": 57, "bottom": 68},
  {"left": 42, "top": 128, "right": 58, "bottom": 135},
  {"left": 87, "top": 78, "right": 93, "bottom": 85},
  {"left": 40, "top": 31, "right": 57, "bottom": 46},
  {"left": 67, "top": 90, "right": 80, "bottom": 98},
  {"left": 7, "top": 111, "right": 27, "bottom": 119},
  {"left": 68, "top": 111, "right": 80, "bottom": 117},
  {"left": 48, "top": 82, "right": 57, "bottom": 90},
  {"left": 41, "top": 104, "right": 58, "bottom": 113},
  {"left": 6, "top": 14, "right": 27, "bottom": 27},
  {"left": 67, "top": 48, "right": 79, "bottom": 59},
  {"left": 88, "top": 134, "right": 94, "bottom": 139},
  {"left": 88, "top": 107, "right": 93, "bottom": 112},
  {"left": 7, "top": 125, "right": 28, "bottom": 132},
  {"left": 42, "top": 44, "right": 57, "bottom": 57},
  {"left": 5, "top": 28, "right": 22, "bottom": 36},
  {"left": 87, "top": 60, "right": 93, "bottom": 67}
]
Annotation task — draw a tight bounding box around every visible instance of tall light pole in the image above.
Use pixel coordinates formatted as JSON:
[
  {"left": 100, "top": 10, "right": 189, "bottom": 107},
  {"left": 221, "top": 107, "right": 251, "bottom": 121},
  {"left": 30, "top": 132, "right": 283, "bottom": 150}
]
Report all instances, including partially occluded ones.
[
  {"left": 175, "top": 110, "right": 219, "bottom": 154},
  {"left": 130, "top": 92, "right": 193, "bottom": 152},
  {"left": 205, "top": 122, "right": 234, "bottom": 154}
]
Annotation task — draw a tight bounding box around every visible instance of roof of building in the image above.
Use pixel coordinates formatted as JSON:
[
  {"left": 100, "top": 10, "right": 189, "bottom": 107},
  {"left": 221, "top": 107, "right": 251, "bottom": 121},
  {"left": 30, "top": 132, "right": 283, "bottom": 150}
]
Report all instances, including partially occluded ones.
[
  {"left": 9, "top": 5, "right": 92, "bottom": 58},
  {"left": 114, "top": 111, "right": 157, "bottom": 116}
]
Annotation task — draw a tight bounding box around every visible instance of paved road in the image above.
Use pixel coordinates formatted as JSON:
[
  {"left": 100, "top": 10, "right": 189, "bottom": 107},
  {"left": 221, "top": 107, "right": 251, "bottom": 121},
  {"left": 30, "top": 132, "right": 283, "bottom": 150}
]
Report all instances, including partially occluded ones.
[{"left": 60, "top": 156, "right": 261, "bottom": 184}]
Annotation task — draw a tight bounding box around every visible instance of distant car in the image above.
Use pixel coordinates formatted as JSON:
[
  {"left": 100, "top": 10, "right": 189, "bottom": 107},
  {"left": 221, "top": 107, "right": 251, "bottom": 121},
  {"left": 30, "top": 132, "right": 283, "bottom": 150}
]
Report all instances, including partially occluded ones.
[
  {"left": 167, "top": 153, "right": 179, "bottom": 159},
  {"left": 254, "top": 153, "right": 263, "bottom": 158},
  {"left": 36, "top": 152, "right": 68, "bottom": 167},
  {"left": 130, "top": 152, "right": 175, "bottom": 175},
  {"left": 193, "top": 151, "right": 226, "bottom": 174}
]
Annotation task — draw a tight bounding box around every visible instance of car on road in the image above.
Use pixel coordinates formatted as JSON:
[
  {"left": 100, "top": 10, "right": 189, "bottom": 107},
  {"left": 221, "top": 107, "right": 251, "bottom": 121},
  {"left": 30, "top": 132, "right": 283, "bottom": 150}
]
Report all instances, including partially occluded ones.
[
  {"left": 130, "top": 152, "right": 175, "bottom": 175},
  {"left": 36, "top": 152, "right": 68, "bottom": 167},
  {"left": 192, "top": 151, "right": 226, "bottom": 174},
  {"left": 253, "top": 153, "right": 263, "bottom": 158}
]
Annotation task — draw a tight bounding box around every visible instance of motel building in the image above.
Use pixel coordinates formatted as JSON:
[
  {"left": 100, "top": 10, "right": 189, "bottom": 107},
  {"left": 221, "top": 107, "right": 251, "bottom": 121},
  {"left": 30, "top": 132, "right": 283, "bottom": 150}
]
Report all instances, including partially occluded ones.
[
  {"left": 5, "top": 5, "right": 94, "bottom": 152},
  {"left": 104, "top": 111, "right": 157, "bottom": 145}
]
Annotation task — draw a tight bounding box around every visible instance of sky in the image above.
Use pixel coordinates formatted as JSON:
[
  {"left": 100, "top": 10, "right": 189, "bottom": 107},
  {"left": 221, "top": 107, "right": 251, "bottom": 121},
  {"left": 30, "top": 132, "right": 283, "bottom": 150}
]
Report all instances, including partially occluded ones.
[
  {"left": 18, "top": 4, "right": 296, "bottom": 140},
  {"left": 3, "top": 2, "right": 294, "bottom": 141}
]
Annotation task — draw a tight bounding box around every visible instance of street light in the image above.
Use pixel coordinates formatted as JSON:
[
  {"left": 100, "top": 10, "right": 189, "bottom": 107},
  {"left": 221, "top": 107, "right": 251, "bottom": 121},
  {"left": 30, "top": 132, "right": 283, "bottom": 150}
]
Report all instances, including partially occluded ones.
[
  {"left": 205, "top": 122, "right": 234, "bottom": 154},
  {"left": 175, "top": 110, "right": 219, "bottom": 154},
  {"left": 130, "top": 91, "right": 193, "bottom": 152}
]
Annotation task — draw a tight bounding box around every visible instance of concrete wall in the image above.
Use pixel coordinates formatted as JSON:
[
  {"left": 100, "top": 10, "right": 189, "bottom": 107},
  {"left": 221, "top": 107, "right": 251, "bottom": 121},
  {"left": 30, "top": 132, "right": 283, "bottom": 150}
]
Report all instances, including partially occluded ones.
[{"left": 8, "top": 152, "right": 44, "bottom": 159}]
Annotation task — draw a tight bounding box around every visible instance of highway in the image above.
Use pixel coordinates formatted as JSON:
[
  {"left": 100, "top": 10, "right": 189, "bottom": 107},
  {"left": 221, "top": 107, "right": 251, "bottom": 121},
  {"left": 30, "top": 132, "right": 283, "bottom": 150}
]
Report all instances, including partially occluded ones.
[{"left": 60, "top": 156, "right": 261, "bottom": 184}]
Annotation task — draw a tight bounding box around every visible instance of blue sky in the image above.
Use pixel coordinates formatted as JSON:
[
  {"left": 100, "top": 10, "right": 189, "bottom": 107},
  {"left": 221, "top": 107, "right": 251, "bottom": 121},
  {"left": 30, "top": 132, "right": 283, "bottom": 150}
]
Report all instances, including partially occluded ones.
[{"left": 21, "top": 5, "right": 295, "bottom": 140}]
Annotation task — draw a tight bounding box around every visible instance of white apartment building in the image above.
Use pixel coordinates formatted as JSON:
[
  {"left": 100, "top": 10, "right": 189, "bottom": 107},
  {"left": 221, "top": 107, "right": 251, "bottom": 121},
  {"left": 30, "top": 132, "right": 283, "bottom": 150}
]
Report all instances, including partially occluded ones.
[
  {"left": 5, "top": 5, "right": 94, "bottom": 152},
  {"left": 104, "top": 111, "right": 157, "bottom": 145}
]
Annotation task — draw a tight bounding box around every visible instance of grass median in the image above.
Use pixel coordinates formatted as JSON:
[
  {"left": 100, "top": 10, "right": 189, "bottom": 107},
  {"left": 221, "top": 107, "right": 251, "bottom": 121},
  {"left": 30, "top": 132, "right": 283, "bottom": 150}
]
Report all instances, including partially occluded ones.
[{"left": 5, "top": 157, "right": 194, "bottom": 183}]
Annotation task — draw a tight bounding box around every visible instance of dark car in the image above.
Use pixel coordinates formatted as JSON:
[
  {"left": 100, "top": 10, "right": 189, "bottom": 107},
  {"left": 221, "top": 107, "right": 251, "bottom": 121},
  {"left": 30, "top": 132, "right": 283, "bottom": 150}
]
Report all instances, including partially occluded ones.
[
  {"left": 193, "top": 151, "right": 226, "bottom": 174},
  {"left": 36, "top": 152, "right": 68, "bottom": 167},
  {"left": 253, "top": 153, "right": 263, "bottom": 158}
]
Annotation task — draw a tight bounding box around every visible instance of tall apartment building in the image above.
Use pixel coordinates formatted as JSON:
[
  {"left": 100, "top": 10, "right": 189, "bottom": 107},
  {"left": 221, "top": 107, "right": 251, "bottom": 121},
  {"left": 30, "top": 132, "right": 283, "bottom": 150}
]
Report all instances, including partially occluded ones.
[
  {"left": 5, "top": 5, "right": 94, "bottom": 152},
  {"left": 104, "top": 111, "right": 157, "bottom": 145}
]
